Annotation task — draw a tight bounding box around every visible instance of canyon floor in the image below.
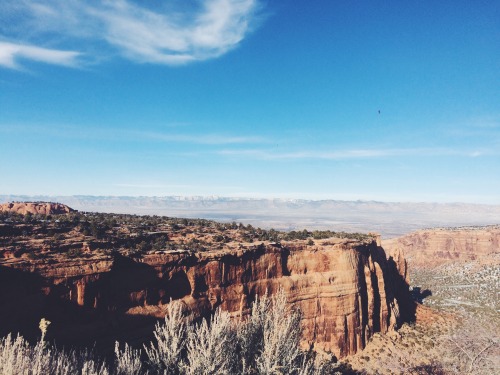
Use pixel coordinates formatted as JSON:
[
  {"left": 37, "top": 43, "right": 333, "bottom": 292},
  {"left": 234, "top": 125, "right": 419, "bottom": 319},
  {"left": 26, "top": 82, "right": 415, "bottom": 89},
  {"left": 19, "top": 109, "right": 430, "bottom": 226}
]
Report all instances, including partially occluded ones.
[
  {"left": 345, "top": 265, "right": 499, "bottom": 374},
  {"left": 345, "top": 228, "right": 500, "bottom": 374}
]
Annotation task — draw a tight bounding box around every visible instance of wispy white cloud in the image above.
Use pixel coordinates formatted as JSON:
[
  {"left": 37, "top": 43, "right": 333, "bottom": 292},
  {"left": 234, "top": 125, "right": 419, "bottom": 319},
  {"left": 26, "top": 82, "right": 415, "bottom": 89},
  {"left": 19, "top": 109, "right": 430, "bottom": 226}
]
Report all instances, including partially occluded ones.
[
  {"left": 0, "top": 0, "right": 262, "bottom": 68},
  {"left": 442, "top": 115, "right": 500, "bottom": 137},
  {"left": 138, "top": 131, "right": 265, "bottom": 145},
  {"left": 0, "top": 123, "right": 264, "bottom": 145},
  {"left": 0, "top": 41, "right": 80, "bottom": 69},
  {"left": 114, "top": 183, "right": 194, "bottom": 189},
  {"left": 218, "top": 147, "right": 498, "bottom": 160},
  {"left": 467, "top": 115, "right": 500, "bottom": 129}
]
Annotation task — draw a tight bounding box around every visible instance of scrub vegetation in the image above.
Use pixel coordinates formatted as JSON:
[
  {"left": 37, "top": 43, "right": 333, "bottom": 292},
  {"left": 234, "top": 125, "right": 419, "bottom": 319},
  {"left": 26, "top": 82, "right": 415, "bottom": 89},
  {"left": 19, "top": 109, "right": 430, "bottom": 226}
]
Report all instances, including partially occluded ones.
[
  {"left": 0, "top": 209, "right": 374, "bottom": 260},
  {"left": 0, "top": 290, "right": 359, "bottom": 375}
]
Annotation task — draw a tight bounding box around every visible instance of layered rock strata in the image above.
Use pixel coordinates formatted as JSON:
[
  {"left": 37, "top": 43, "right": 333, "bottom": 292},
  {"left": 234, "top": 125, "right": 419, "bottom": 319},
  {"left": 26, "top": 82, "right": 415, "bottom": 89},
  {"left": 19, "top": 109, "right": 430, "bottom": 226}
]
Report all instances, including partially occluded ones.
[
  {"left": 0, "top": 239, "right": 410, "bottom": 357},
  {"left": 383, "top": 226, "right": 500, "bottom": 267}
]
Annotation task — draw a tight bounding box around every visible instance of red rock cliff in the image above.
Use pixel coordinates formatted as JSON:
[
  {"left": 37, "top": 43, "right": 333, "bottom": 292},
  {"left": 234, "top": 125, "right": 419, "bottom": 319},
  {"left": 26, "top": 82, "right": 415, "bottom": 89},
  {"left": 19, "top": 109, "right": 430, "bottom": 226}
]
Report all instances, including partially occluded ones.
[
  {"left": 0, "top": 238, "right": 411, "bottom": 357},
  {"left": 383, "top": 226, "right": 500, "bottom": 267}
]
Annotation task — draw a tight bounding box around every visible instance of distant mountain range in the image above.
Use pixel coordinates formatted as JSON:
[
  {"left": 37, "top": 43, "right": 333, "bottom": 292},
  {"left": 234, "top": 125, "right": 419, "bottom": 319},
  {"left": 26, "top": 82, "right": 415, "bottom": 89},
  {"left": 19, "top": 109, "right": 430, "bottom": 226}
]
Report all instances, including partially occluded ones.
[{"left": 2, "top": 195, "right": 500, "bottom": 238}]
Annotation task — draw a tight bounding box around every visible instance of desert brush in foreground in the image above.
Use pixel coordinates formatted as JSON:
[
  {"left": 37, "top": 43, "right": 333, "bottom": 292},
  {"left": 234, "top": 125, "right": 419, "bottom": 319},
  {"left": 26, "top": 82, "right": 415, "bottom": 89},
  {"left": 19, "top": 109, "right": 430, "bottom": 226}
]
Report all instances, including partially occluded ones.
[{"left": 0, "top": 290, "right": 360, "bottom": 375}]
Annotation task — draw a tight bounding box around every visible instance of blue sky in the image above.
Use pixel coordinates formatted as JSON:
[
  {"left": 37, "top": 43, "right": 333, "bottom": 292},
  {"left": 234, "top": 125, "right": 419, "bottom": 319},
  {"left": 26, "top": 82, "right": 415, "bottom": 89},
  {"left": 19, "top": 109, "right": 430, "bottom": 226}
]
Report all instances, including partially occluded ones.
[{"left": 0, "top": 0, "right": 499, "bottom": 203}]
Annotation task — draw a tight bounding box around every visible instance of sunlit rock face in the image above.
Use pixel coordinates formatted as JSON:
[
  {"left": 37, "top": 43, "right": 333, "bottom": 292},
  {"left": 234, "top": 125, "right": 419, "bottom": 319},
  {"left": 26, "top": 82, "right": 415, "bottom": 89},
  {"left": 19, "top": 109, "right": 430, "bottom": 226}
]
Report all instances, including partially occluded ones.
[
  {"left": 0, "top": 202, "right": 74, "bottom": 215},
  {"left": 0, "top": 238, "right": 411, "bottom": 357},
  {"left": 383, "top": 226, "right": 500, "bottom": 267}
]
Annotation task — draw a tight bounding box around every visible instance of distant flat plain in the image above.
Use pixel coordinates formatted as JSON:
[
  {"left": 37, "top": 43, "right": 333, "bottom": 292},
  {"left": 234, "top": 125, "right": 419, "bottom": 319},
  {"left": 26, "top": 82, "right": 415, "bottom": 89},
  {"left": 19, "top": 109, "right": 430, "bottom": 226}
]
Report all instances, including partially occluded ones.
[{"left": 2, "top": 195, "right": 500, "bottom": 238}]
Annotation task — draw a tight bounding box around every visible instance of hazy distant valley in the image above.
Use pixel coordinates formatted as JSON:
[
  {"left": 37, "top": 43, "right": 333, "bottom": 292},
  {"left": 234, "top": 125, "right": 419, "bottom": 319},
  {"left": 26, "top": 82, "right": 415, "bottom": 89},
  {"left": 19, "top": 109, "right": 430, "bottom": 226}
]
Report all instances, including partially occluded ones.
[{"left": 3, "top": 195, "right": 500, "bottom": 238}]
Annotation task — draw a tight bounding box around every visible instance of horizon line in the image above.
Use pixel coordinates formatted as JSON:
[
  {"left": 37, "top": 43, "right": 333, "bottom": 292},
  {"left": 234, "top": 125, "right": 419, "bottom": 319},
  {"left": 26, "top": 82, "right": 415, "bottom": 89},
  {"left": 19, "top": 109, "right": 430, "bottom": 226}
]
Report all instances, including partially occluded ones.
[{"left": 1, "top": 193, "right": 500, "bottom": 207}]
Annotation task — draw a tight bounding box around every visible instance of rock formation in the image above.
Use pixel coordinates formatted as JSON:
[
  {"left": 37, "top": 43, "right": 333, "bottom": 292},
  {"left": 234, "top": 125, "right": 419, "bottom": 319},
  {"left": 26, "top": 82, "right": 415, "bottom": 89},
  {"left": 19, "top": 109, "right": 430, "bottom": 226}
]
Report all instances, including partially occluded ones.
[
  {"left": 0, "top": 202, "right": 75, "bottom": 215},
  {"left": 0, "top": 239, "right": 411, "bottom": 357},
  {"left": 383, "top": 225, "right": 500, "bottom": 267}
]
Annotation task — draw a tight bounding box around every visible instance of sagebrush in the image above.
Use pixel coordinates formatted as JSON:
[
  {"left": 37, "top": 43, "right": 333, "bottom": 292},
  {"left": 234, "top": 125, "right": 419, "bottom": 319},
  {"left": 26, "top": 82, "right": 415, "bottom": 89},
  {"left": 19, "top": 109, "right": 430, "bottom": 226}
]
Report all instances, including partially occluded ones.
[{"left": 0, "top": 290, "right": 343, "bottom": 375}]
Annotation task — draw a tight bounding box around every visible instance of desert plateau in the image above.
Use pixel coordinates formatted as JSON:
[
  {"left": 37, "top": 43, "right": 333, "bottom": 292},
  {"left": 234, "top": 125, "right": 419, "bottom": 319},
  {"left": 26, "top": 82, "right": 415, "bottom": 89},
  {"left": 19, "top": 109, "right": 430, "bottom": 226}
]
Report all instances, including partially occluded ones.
[
  {"left": 2, "top": 1, "right": 498, "bottom": 373},
  {"left": 0, "top": 201, "right": 498, "bottom": 374}
]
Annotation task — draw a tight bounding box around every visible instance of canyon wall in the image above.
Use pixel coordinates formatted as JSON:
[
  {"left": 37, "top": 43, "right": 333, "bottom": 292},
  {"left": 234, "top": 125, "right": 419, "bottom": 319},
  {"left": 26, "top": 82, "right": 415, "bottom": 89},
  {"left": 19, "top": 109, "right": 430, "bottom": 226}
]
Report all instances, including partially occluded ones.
[
  {"left": 383, "top": 226, "right": 500, "bottom": 267},
  {"left": 0, "top": 239, "right": 411, "bottom": 357}
]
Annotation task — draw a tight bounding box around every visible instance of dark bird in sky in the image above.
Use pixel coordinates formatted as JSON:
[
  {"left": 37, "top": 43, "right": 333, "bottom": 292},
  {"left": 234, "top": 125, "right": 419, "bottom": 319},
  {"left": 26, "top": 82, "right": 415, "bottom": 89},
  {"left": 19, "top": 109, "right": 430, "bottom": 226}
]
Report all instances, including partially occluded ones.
[{"left": 378, "top": 110, "right": 381, "bottom": 114}]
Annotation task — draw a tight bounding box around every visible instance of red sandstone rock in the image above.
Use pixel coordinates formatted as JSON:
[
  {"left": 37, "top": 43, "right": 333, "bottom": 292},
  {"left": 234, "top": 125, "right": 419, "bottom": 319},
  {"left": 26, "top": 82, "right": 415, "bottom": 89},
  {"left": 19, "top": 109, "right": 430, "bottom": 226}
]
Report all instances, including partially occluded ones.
[
  {"left": 0, "top": 202, "right": 75, "bottom": 215},
  {"left": 0, "top": 239, "right": 411, "bottom": 357},
  {"left": 383, "top": 226, "right": 500, "bottom": 267}
]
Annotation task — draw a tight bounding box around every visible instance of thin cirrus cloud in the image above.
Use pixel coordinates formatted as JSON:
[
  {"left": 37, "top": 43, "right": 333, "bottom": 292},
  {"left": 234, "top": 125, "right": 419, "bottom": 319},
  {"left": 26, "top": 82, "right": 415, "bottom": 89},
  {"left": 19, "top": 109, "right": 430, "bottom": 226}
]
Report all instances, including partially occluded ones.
[
  {"left": 0, "top": 41, "right": 80, "bottom": 69},
  {"left": 217, "top": 147, "right": 496, "bottom": 160},
  {"left": 0, "top": 123, "right": 264, "bottom": 146},
  {"left": 114, "top": 183, "right": 195, "bottom": 189},
  {"left": 0, "top": 0, "right": 262, "bottom": 69},
  {"left": 137, "top": 131, "right": 266, "bottom": 145}
]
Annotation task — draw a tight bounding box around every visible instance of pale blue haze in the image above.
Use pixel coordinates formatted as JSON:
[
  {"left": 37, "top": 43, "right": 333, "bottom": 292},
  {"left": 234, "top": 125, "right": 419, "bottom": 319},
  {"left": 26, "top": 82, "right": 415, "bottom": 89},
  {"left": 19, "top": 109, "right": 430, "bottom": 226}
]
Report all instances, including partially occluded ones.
[{"left": 0, "top": 0, "right": 499, "bottom": 203}]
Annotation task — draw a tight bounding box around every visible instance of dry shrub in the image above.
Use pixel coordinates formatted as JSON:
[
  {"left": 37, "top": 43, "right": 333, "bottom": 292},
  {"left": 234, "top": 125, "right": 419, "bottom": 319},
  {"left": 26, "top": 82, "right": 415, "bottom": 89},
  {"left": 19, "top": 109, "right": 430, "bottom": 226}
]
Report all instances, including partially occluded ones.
[
  {"left": 144, "top": 299, "right": 187, "bottom": 374},
  {"left": 0, "top": 333, "right": 108, "bottom": 375},
  {"left": 0, "top": 290, "right": 331, "bottom": 374},
  {"left": 115, "top": 342, "right": 142, "bottom": 375},
  {"left": 184, "top": 308, "right": 236, "bottom": 375}
]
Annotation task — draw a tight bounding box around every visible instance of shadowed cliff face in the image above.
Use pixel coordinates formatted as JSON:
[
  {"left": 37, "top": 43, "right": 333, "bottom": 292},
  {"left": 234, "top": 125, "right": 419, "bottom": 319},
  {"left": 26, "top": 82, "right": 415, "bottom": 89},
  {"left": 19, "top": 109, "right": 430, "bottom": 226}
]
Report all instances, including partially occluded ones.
[{"left": 0, "top": 240, "right": 411, "bottom": 357}]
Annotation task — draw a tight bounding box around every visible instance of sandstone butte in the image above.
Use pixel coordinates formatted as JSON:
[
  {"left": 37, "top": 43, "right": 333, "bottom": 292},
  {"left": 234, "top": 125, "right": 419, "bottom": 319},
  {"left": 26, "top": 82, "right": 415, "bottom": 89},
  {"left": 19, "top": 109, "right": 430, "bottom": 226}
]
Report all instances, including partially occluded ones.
[
  {"left": 0, "top": 201, "right": 75, "bottom": 216},
  {"left": 0, "top": 202, "right": 413, "bottom": 358}
]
